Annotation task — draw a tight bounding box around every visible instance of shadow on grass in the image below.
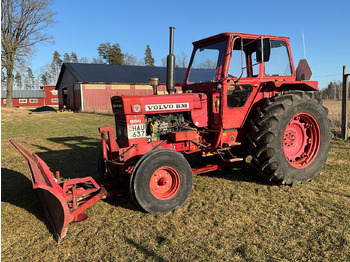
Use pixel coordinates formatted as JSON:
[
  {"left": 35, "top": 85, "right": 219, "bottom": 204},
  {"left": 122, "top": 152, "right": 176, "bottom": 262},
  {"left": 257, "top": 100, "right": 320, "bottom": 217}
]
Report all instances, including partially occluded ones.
[
  {"left": 204, "top": 162, "right": 269, "bottom": 185},
  {"left": 33, "top": 136, "right": 102, "bottom": 180},
  {"left": 1, "top": 167, "right": 52, "bottom": 234},
  {"left": 185, "top": 154, "right": 270, "bottom": 186},
  {"left": 103, "top": 194, "right": 141, "bottom": 213},
  {"left": 124, "top": 237, "right": 166, "bottom": 262},
  {"left": 48, "top": 136, "right": 101, "bottom": 150}
]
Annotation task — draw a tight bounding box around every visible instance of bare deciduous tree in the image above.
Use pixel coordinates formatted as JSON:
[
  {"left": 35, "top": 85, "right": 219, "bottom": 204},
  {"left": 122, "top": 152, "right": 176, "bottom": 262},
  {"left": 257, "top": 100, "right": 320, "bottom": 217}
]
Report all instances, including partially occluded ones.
[
  {"left": 161, "top": 57, "right": 166, "bottom": 67},
  {"left": 176, "top": 51, "right": 188, "bottom": 68},
  {"left": 1, "top": 0, "right": 56, "bottom": 107},
  {"left": 124, "top": 53, "right": 138, "bottom": 66}
]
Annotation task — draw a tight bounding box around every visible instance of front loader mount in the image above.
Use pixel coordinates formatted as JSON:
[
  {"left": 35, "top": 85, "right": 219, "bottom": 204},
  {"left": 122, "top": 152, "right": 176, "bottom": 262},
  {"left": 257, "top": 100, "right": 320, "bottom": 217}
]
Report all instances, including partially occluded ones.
[{"left": 9, "top": 140, "right": 112, "bottom": 242}]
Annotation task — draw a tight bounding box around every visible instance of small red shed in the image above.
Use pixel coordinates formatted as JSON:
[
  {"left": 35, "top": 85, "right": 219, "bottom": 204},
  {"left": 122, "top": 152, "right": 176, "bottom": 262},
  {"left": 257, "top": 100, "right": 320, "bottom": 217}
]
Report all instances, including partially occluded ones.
[
  {"left": 1, "top": 90, "right": 45, "bottom": 107},
  {"left": 1, "top": 86, "right": 59, "bottom": 108}
]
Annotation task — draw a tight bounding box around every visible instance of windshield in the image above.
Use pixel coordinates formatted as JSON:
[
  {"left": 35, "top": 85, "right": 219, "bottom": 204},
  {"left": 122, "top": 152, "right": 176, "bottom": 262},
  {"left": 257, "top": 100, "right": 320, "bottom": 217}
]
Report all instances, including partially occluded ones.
[{"left": 187, "top": 40, "right": 227, "bottom": 84}]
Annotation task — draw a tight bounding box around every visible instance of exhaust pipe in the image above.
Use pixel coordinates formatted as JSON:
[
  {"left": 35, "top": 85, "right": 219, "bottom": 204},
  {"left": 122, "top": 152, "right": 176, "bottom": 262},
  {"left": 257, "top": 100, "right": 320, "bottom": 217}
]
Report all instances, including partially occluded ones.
[{"left": 166, "top": 27, "right": 176, "bottom": 94}]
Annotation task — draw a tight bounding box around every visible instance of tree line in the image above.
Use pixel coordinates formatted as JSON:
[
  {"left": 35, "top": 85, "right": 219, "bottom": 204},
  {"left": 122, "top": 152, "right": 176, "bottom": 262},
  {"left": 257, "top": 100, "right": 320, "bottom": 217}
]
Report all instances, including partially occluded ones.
[
  {"left": 1, "top": 43, "right": 157, "bottom": 89},
  {"left": 1, "top": 0, "right": 189, "bottom": 107},
  {"left": 2, "top": 40, "right": 189, "bottom": 89},
  {"left": 320, "top": 81, "right": 350, "bottom": 100}
]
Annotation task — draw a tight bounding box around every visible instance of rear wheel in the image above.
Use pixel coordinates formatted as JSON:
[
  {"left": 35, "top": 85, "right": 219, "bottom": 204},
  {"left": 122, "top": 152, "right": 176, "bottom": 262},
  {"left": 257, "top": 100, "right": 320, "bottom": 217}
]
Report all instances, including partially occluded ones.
[
  {"left": 130, "top": 149, "right": 193, "bottom": 214},
  {"left": 248, "top": 91, "right": 332, "bottom": 185}
]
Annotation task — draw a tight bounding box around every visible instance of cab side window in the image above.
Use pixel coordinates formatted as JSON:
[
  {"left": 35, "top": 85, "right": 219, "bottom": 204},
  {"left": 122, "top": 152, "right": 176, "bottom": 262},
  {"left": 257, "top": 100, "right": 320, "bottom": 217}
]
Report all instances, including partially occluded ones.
[
  {"left": 228, "top": 49, "right": 247, "bottom": 78},
  {"left": 228, "top": 40, "right": 259, "bottom": 78},
  {"left": 265, "top": 40, "right": 292, "bottom": 76}
]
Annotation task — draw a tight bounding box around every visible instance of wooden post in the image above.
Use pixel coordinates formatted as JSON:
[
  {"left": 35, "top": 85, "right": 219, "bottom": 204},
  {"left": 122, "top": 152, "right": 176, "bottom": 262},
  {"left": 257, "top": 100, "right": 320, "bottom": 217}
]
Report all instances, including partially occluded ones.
[{"left": 341, "top": 66, "right": 349, "bottom": 139}]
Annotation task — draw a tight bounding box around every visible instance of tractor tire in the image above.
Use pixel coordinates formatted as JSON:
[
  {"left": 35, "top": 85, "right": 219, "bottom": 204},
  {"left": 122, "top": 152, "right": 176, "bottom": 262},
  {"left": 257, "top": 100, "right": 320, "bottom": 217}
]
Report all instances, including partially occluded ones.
[
  {"left": 97, "top": 152, "right": 129, "bottom": 190},
  {"left": 248, "top": 91, "right": 332, "bottom": 185},
  {"left": 97, "top": 152, "right": 108, "bottom": 182},
  {"left": 130, "top": 149, "right": 193, "bottom": 214}
]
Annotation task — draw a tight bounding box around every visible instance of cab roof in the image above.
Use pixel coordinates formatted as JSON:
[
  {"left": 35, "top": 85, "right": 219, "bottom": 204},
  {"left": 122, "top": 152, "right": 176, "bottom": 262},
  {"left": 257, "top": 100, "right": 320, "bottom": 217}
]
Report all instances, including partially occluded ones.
[{"left": 193, "top": 32, "right": 290, "bottom": 46}]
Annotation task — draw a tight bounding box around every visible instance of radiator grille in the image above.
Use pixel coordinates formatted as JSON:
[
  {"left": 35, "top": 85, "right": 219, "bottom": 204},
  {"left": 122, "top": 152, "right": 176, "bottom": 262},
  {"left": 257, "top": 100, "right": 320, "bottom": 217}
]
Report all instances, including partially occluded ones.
[{"left": 115, "top": 115, "right": 127, "bottom": 141}]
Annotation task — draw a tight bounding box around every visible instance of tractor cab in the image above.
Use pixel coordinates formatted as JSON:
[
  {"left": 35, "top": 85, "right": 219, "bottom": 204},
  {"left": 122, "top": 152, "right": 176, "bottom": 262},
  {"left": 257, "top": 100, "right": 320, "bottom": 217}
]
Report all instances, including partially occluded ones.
[
  {"left": 183, "top": 32, "right": 297, "bottom": 86},
  {"left": 183, "top": 33, "right": 298, "bottom": 130}
]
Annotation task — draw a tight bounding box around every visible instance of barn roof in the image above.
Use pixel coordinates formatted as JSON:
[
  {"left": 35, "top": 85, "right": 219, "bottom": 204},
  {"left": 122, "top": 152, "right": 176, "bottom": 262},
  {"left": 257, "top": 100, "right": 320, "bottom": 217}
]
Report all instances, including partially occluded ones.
[
  {"left": 1, "top": 90, "right": 45, "bottom": 99},
  {"left": 56, "top": 63, "right": 188, "bottom": 89}
]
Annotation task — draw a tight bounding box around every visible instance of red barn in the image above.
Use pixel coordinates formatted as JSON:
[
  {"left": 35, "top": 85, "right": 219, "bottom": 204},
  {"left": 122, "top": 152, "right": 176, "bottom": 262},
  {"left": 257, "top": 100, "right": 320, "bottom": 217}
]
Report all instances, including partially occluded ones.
[
  {"left": 1, "top": 86, "right": 58, "bottom": 108},
  {"left": 41, "top": 85, "right": 59, "bottom": 106},
  {"left": 55, "top": 63, "right": 187, "bottom": 113},
  {"left": 1, "top": 90, "right": 45, "bottom": 107}
]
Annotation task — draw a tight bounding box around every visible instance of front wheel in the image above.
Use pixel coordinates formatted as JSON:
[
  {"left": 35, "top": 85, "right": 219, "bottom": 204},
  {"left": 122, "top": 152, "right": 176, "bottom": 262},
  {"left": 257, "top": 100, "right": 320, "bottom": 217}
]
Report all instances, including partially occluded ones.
[
  {"left": 249, "top": 91, "right": 332, "bottom": 185},
  {"left": 97, "top": 152, "right": 108, "bottom": 182},
  {"left": 130, "top": 149, "right": 193, "bottom": 214}
]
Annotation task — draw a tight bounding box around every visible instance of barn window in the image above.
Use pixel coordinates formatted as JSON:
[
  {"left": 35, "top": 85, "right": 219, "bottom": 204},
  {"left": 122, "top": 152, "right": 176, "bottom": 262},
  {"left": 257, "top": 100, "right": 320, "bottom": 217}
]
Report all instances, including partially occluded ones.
[
  {"left": 51, "top": 98, "right": 59, "bottom": 103},
  {"left": 29, "top": 99, "right": 38, "bottom": 103},
  {"left": 19, "top": 99, "right": 27, "bottom": 103}
]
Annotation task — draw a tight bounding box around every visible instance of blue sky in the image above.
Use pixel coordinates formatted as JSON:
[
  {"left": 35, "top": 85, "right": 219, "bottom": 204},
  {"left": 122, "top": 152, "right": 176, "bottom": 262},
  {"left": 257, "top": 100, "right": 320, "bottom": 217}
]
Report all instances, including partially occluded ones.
[{"left": 31, "top": 0, "right": 349, "bottom": 89}]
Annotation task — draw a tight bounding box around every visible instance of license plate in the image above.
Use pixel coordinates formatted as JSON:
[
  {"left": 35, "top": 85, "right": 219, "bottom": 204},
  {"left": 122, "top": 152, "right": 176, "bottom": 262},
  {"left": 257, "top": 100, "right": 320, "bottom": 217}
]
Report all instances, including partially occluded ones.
[{"left": 127, "top": 124, "right": 146, "bottom": 139}]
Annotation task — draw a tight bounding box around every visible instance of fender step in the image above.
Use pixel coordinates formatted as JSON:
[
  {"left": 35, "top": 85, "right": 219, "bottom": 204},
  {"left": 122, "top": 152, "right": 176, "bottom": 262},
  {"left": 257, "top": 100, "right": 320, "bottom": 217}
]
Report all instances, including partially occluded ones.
[{"left": 216, "top": 148, "right": 244, "bottom": 163}]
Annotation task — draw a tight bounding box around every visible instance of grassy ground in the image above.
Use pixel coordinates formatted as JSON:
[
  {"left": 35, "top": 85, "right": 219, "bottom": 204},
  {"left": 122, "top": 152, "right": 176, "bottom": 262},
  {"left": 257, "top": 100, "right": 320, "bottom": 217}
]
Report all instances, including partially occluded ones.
[{"left": 1, "top": 108, "right": 350, "bottom": 261}]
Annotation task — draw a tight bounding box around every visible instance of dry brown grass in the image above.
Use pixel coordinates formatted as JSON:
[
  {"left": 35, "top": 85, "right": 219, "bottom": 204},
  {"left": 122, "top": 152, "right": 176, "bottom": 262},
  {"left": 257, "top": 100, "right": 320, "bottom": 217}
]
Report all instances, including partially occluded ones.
[
  {"left": 2, "top": 108, "right": 350, "bottom": 261},
  {"left": 323, "top": 100, "right": 350, "bottom": 138}
]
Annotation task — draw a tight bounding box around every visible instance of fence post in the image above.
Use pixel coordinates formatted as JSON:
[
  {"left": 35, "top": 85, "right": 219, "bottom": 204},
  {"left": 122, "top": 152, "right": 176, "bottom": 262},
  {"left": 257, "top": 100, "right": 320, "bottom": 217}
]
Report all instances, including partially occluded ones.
[{"left": 341, "top": 66, "right": 349, "bottom": 139}]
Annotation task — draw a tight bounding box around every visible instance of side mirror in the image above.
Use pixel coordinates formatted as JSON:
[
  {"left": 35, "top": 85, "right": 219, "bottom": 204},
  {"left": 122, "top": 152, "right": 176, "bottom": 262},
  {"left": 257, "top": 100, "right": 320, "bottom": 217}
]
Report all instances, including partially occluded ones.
[{"left": 256, "top": 38, "right": 271, "bottom": 63}]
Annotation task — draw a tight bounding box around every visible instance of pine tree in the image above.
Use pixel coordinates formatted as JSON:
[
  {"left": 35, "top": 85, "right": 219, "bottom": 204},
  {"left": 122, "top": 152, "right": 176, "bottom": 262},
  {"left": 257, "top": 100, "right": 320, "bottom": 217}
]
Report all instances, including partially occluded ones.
[
  {"left": 15, "top": 72, "right": 22, "bottom": 89},
  {"left": 26, "top": 67, "right": 35, "bottom": 89},
  {"left": 41, "top": 74, "right": 48, "bottom": 86},
  {"left": 51, "top": 51, "right": 62, "bottom": 81},
  {"left": 71, "top": 52, "right": 78, "bottom": 63},
  {"left": 97, "top": 42, "right": 124, "bottom": 65},
  {"left": 63, "top": 53, "right": 71, "bottom": 63},
  {"left": 144, "top": 45, "right": 155, "bottom": 66}
]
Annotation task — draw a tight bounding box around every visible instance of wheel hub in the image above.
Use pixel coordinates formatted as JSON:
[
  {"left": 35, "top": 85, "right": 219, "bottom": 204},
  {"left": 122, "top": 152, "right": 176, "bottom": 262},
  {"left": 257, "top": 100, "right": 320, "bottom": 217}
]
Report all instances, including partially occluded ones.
[
  {"left": 149, "top": 166, "right": 180, "bottom": 200},
  {"left": 283, "top": 113, "right": 320, "bottom": 168}
]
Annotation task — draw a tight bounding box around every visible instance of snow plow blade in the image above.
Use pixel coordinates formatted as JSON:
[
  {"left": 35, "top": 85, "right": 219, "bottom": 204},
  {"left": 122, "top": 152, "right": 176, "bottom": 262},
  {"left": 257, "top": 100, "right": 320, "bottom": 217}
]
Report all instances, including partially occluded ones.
[{"left": 9, "top": 140, "right": 105, "bottom": 242}]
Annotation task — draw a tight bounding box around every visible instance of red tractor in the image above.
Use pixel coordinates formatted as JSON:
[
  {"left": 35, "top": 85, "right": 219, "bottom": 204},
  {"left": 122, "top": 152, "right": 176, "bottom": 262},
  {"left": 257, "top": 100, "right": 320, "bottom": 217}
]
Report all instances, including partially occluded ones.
[{"left": 11, "top": 27, "right": 331, "bottom": 241}]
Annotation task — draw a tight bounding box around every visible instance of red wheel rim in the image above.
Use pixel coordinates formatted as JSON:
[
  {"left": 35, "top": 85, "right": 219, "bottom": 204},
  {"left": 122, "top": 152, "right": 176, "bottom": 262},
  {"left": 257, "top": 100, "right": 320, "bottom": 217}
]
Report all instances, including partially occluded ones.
[
  {"left": 283, "top": 113, "right": 320, "bottom": 169},
  {"left": 149, "top": 166, "right": 180, "bottom": 200}
]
